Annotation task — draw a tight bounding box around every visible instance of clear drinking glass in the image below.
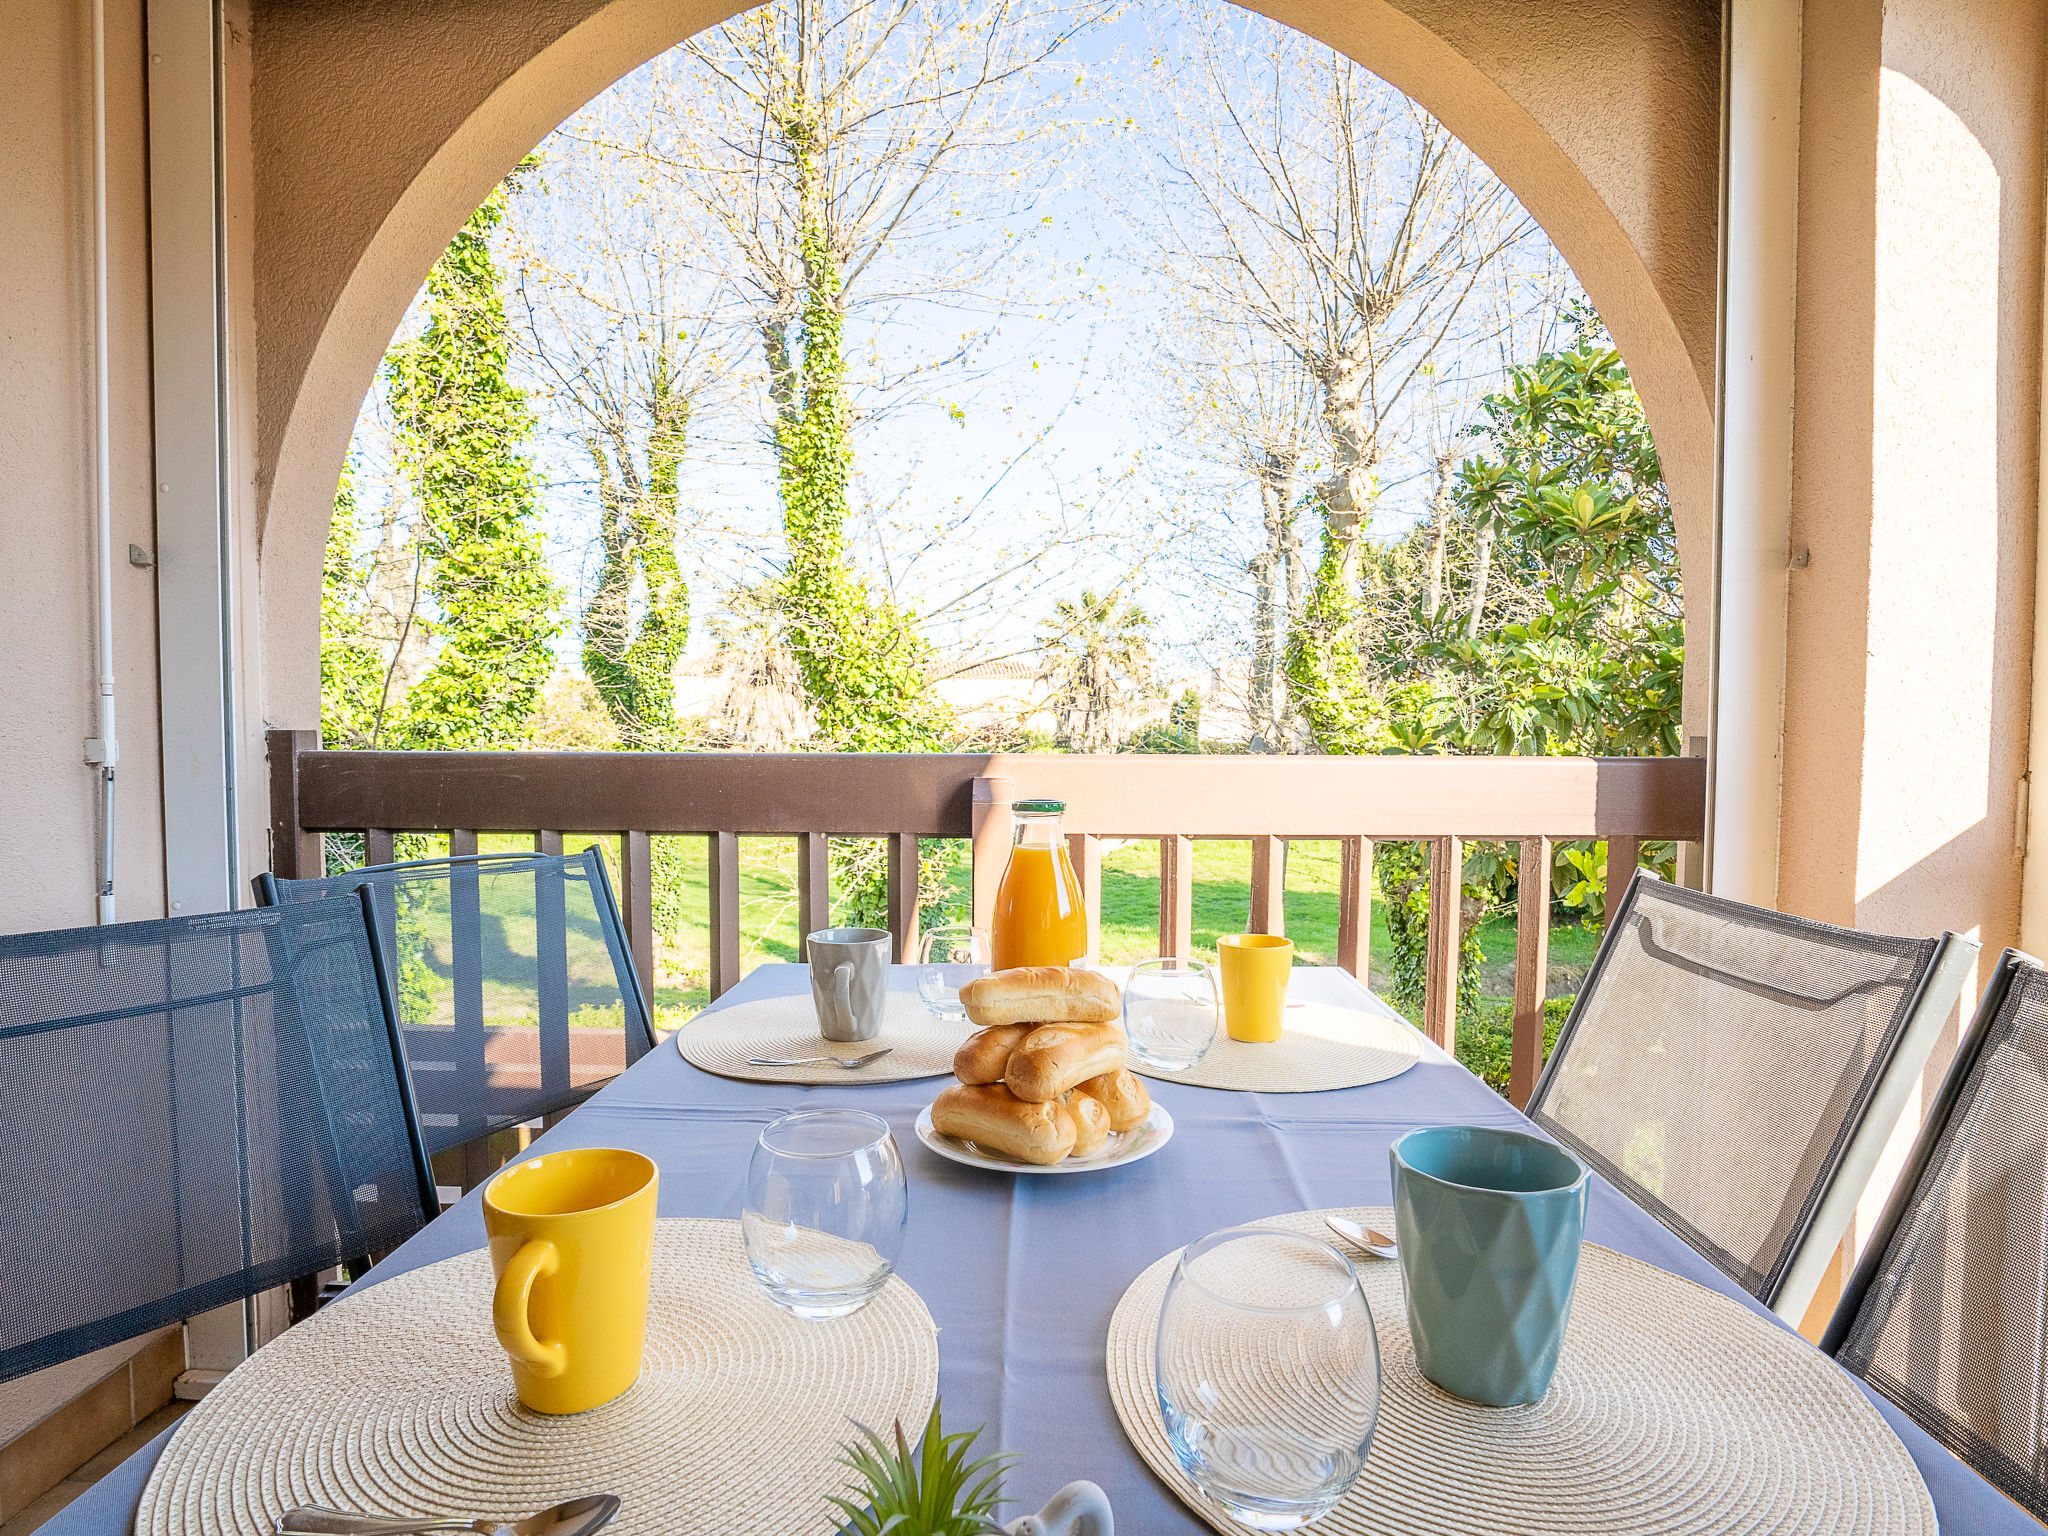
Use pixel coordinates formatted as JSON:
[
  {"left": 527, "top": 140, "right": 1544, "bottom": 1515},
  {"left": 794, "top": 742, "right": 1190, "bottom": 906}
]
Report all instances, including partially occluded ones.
[
  {"left": 1124, "top": 957, "right": 1220, "bottom": 1071},
  {"left": 743, "top": 1109, "right": 908, "bottom": 1319},
  {"left": 1155, "top": 1227, "right": 1381, "bottom": 1530},
  {"left": 917, "top": 925, "right": 990, "bottom": 1022}
]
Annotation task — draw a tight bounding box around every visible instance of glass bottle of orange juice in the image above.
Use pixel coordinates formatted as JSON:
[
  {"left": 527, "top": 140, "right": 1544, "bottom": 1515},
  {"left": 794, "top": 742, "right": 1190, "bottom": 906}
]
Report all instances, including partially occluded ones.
[{"left": 991, "top": 799, "right": 1087, "bottom": 968}]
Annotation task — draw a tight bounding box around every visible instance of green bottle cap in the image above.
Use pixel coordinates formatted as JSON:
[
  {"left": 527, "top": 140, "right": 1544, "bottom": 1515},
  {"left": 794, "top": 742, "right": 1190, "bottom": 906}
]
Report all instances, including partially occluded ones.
[{"left": 1012, "top": 798, "right": 1066, "bottom": 815}]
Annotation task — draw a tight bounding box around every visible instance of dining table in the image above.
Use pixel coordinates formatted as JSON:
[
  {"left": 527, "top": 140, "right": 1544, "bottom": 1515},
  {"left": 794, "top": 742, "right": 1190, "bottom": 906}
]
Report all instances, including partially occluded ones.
[{"left": 48, "top": 963, "right": 2038, "bottom": 1535}]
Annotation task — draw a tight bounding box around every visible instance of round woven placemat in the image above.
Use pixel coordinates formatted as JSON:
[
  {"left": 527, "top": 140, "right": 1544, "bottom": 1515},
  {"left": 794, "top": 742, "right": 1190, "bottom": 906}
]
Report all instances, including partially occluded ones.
[
  {"left": 138, "top": 1219, "right": 938, "bottom": 1536},
  {"left": 677, "top": 989, "right": 970, "bottom": 1083},
  {"left": 1106, "top": 1206, "right": 1935, "bottom": 1535},
  {"left": 1129, "top": 1001, "right": 1423, "bottom": 1092}
]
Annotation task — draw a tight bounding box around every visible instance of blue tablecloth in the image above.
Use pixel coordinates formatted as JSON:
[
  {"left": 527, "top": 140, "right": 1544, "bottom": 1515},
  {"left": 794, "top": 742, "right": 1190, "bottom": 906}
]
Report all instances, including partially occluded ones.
[{"left": 50, "top": 965, "right": 2032, "bottom": 1534}]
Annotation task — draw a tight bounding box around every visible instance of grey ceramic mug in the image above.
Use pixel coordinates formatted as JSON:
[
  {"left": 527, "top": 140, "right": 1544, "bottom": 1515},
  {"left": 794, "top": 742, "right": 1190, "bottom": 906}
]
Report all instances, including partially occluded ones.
[
  {"left": 807, "top": 927, "right": 891, "bottom": 1042},
  {"left": 1389, "top": 1125, "right": 1590, "bottom": 1406}
]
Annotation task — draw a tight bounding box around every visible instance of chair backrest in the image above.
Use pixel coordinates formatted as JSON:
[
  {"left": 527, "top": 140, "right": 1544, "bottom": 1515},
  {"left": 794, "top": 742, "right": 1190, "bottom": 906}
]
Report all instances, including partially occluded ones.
[
  {"left": 1823, "top": 949, "right": 2048, "bottom": 1524},
  {"left": 256, "top": 849, "right": 655, "bottom": 1156},
  {"left": 1527, "top": 870, "right": 1976, "bottom": 1324},
  {"left": 0, "top": 893, "right": 435, "bottom": 1383}
]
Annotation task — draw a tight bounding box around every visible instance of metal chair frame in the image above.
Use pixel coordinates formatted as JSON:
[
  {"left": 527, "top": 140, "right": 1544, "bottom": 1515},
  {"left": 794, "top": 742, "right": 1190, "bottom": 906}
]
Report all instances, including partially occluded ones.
[
  {"left": 1528, "top": 869, "right": 1976, "bottom": 1326},
  {"left": 255, "top": 848, "right": 656, "bottom": 1155},
  {"left": 0, "top": 889, "right": 435, "bottom": 1382},
  {"left": 1818, "top": 948, "right": 2048, "bottom": 1519}
]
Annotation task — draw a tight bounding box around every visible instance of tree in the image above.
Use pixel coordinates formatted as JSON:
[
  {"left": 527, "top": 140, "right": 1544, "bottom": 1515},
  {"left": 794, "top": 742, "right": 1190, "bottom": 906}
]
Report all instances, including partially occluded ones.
[
  {"left": 380, "top": 176, "right": 564, "bottom": 750},
  {"left": 320, "top": 459, "right": 388, "bottom": 751},
  {"left": 512, "top": 139, "right": 734, "bottom": 753},
  {"left": 1139, "top": 6, "right": 1532, "bottom": 753},
  {"left": 1039, "top": 590, "right": 1155, "bottom": 752},
  {"left": 1148, "top": 311, "right": 1317, "bottom": 750},
  {"left": 1380, "top": 325, "right": 1681, "bottom": 761}
]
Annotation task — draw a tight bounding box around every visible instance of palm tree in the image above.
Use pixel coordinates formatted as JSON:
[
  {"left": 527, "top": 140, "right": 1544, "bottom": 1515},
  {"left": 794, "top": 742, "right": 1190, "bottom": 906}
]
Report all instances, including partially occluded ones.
[{"left": 1038, "top": 591, "right": 1155, "bottom": 752}]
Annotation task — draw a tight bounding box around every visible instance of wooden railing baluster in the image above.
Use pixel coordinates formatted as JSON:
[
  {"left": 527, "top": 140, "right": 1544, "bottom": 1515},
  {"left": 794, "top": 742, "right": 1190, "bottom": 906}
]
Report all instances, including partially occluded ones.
[
  {"left": 1160, "top": 835, "right": 1194, "bottom": 959},
  {"left": 267, "top": 728, "right": 321, "bottom": 879},
  {"left": 365, "top": 828, "right": 395, "bottom": 868},
  {"left": 969, "top": 776, "right": 1014, "bottom": 935},
  {"left": 1067, "top": 832, "right": 1101, "bottom": 962},
  {"left": 619, "top": 831, "right": 655, "bottom": 998},
  {"left": 1336, "top": 836, "right": 1371, "bottom": 981},
  {"left": 888, "top": 832, "right": 921, "bottom": 963},
  {"left": 1606, "top": 835, "right": 1642, "bottom": 921},
  {"left": 535, "top": 831, "right": 563, "bottom": 855},
  {"left": 1250, "top": 836, "right": 1285, "bottom": 937},
  {"left": 708, "top": 831, "right": 741, "bottom": 999},
  {"left": 1511, "top": 835, "right": 1553, "bottom": 1109},
  {"left": 796, "top": 832, "right": 830, "bottom": 955},
  {"left": 450, "top": 828, "right": 477, "bottom": 857},
  {"left": 1423, "top": 836, "right": 1463, "bottom": 1052}
]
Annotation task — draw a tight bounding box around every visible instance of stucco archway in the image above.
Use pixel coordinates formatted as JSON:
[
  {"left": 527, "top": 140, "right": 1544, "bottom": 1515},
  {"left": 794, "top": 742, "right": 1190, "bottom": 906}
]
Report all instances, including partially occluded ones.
[{"left": 252, "top": 0, "right": 1721, "bottom": 736}]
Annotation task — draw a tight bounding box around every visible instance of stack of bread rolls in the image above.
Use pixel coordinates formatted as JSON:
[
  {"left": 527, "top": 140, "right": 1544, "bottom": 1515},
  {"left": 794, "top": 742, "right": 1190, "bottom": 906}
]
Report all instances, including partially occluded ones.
[{"left": 930, "top": 966, "right": 1153, "bottom": 1165}]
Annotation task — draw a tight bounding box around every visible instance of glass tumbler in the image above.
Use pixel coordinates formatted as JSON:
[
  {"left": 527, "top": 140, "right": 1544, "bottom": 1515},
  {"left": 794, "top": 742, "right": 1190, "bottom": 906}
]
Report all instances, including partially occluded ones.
[
  {"left": 743, "top": 1109, "right": 908, "bottom": 1319},
  {"left": 1124, "top": 957, "right": 1220, "bottom": 1071},
  {"left": 1155, "top": 1227, "right": 1381, "bottom": 1529},
  {"left": 917, "top": 925, "right": 990, "bottom": 1023}
]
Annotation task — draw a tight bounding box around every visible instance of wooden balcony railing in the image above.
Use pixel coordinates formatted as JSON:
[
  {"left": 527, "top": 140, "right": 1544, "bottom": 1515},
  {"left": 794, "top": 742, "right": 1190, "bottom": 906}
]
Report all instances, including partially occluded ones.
[{"left": 267, "top": 729, "right": 1707, "bottom": 1107}]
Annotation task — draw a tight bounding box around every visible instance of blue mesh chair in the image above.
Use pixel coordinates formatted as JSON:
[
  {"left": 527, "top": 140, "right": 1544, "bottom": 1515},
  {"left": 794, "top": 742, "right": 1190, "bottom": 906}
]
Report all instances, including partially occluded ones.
[
  {"left": 0, "top": 893, "right": 435, "bottom": 1383},
  {"left": 256, "top": 849, "right": 656, "bottom": 1158},
  {"left": 1824, "top": 950, "right": 2048, "bottom": 1524}
]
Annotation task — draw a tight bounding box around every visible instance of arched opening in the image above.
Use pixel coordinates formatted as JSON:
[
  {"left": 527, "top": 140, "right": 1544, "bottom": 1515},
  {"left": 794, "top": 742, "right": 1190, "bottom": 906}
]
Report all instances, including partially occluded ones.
[{"left": 255, "top": 0, "right": 1717, "bottom": 743}]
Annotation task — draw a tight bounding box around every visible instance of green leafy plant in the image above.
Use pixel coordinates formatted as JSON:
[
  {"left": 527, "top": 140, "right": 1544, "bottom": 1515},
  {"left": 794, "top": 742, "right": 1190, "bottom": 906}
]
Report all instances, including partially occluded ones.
[
  {"left": 827, "top": 1401, "right": 1016, "bottom": 1536},
  {"left": 1456, "top": 995, "right": 1574, "bottom": 1096}
]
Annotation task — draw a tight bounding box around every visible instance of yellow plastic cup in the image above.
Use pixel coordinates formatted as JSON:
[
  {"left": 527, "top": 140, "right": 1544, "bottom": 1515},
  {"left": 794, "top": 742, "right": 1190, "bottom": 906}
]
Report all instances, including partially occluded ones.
[
  {"left": 483, "top": 1147, "right": 658, "bottom": 1414},
  {"left": 1219, "top": 933, "right": 1294, "bottom": 1042}
]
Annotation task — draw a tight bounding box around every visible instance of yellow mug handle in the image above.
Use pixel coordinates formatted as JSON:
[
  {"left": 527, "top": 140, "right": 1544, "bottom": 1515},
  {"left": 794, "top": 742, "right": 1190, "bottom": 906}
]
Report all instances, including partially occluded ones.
[{"left": 493, "top": 1239, "right": 568, "bottom": 1378}]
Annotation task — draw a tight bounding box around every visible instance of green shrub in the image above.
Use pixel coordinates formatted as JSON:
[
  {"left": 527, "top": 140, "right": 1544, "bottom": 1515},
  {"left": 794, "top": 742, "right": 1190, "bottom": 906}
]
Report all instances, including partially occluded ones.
[{"left": 1455, "top": 995, "right": 1574, "bottom": 1097}]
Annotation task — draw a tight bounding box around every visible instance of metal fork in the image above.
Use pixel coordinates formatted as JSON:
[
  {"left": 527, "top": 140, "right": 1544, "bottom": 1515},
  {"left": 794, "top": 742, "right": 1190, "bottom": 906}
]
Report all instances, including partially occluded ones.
[{"left": 746, "top": 1047, "right": 894, "bottom": 1069}]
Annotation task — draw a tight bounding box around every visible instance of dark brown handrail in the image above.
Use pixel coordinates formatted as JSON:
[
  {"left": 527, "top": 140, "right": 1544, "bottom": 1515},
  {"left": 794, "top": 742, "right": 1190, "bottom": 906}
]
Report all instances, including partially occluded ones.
[{"left": 266, "top": 729, "right": 1706, "bottom": 1102}]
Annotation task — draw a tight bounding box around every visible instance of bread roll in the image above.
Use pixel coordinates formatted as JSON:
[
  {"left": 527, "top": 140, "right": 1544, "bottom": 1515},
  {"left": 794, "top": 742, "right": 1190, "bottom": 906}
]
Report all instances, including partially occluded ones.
[
  {"left": 953, "top": 1024, "right": 1032, "bottom": 1085},
  {"left": 931, "top": 1083, "right": 1076, "bottom": 1165},
  {"left": 1063, "top": 1089, "right": 1111, "bottom": 1158},
  {"left": 1004, "top": 1021, "right": 1128, "bottom": 1103},
  {"left": 961, "top": 966, "right": 1121, "bottom": 1027},
  {"left": 1073, "top": 1068, "right": 1151, "bottom": 1133}
]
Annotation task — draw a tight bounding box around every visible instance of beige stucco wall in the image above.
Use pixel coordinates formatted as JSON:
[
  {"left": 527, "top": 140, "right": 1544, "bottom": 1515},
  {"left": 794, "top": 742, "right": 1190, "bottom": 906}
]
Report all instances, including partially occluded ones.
[
  {"left": 0, "top": 0, "right": 164, "bottom": 939},
  {"left": 243, "top": 0, "right": 1725, "bottom": 746},
  {"left": 1780, "top": 0, "right": 2045, "bottom": 966},
  {"left": 1774, "top": 0, "right": 2047, "bottom": 1315}
]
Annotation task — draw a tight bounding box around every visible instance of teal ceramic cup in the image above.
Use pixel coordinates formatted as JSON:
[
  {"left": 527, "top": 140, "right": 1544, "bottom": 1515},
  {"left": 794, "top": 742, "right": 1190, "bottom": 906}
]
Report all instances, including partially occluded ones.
[{"left": 1389, "top": 1125, "right": 1590, "bottom": 1406}]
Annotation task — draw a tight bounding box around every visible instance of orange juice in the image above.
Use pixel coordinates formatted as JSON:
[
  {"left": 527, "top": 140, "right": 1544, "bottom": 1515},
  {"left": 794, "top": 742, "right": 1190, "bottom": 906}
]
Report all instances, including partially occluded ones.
[
  {"left": 991, "top": 842, "right": 1088, "bottom": 968},
  {"left": 991, "top": 798, "right": 1089, "bottom": 966}
]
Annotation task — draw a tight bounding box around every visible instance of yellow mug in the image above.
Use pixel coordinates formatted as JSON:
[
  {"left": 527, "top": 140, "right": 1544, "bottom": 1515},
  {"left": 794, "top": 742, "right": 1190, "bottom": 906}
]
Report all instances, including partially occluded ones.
[
  {"left": 482, "top": 1147, "right": 658, "bottom": 1414},
  {"left": 1219, "top": 933, "right": 1294, "bottom": 1042}
]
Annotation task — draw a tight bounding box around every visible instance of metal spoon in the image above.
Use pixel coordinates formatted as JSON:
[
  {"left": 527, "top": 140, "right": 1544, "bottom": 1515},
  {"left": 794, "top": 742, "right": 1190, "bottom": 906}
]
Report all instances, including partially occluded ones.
[
  {"left": 1324, "top": 1214, "right": 1399, "bottom": 1260},
  {"left": 745, "top": 1047, "right": 894, "bottom": 1069},
  {"left": 276, "top": 1494, "right": 620, "bottom": 1536}
]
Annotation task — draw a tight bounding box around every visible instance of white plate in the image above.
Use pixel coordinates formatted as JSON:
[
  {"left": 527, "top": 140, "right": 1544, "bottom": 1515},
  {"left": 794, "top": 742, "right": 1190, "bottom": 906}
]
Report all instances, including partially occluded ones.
[{"left": 914, "top": 1101, "right": 1176, "bottom": 1175}]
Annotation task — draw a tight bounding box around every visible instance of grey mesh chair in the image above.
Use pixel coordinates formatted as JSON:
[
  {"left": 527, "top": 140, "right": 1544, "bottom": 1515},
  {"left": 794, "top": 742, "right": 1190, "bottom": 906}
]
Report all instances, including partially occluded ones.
[
  {"left": 0, "top": 893, "right": 436, "bottom": 1383},
  {"left": 256, "top": 848, "right": 656, "bottom": 1158},
  {"left": 1823, "top": 949, "right": 2048, "bottom": 1523},
  {"left": 1527, "top": 869, "right": 1976, "bottom": 1326}
]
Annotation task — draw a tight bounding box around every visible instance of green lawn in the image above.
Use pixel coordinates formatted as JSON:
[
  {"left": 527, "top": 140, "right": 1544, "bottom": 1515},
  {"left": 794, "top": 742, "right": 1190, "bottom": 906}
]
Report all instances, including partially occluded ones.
[{"left": 446, "top": 834, "right": 1601, "bottom": 1033}]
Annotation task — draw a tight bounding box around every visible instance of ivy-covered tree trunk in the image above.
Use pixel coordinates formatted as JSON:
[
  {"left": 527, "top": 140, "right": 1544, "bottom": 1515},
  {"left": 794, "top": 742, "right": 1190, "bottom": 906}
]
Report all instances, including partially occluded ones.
[
  {"left": 384, "top": 177, "right": 562, "bottom": 750},
  {"left": 1284, "top": 352, "right": 1384, "bottom": 755},
  {"left": 768, "top": 133, "right": 949, "bottom": 757},
  {"left": 582, "top": 347, "right": 692, "bottom": 750}
]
